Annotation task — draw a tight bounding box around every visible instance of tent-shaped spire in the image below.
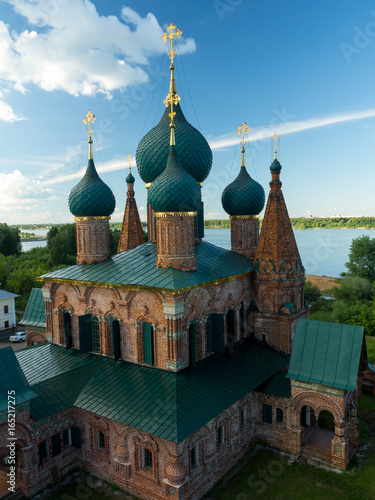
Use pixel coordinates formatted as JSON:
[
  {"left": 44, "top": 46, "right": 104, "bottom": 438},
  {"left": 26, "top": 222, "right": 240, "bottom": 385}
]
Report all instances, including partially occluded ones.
[
  {"left": 117, "top": 155, "right": 145, "bottom": 253},
  {"left": 254, "top": 144, "right": 303, "bottom": 279}
]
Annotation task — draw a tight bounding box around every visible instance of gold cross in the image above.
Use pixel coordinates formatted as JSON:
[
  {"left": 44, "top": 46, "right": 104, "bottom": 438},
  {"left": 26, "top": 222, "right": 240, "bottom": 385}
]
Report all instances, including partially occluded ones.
[
  {"left": 83, "top": 110, "right": 96, "bottom": 138},
  {"left": 127, "top": 154, "right": 132, "bottom": 174},
  {"left": 236, "top": 122, "right": 251, "bottom": 146},
  {"left": 273, "top": 133, "right": 280, "bottom": 159},
  {"left": 163, "top": 91, "right": 181, "bottom": 108},
  {"left": 161, "top": 22, "right": 183, "bottom": 66}
]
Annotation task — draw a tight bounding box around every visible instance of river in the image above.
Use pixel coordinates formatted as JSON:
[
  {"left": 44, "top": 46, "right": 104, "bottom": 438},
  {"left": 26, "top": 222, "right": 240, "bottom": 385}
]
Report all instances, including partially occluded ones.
[{"left": 22, "top": 228, "right": 374, "bottom": 278}]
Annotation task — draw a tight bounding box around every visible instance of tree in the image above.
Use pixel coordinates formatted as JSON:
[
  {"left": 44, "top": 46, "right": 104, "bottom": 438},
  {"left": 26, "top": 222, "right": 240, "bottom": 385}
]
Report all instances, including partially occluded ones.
[
  {"left": 344, "top": 235, "right": 375, "bottom": 283},
  {"left": 304, "top": 281, "right": 321, "bottom": 302},
  {"left": 333, "top": 276, "right": 373, "bottom": 302},
  {"left": 48, "top": 224, "right": 76, "bottom": 266},
  {"left": 0, "top": 223, "right": 21, "bottom": 256}
]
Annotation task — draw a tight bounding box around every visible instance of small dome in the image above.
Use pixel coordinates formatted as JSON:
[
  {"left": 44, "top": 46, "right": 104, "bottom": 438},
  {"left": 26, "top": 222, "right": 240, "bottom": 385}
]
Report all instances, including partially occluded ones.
[
  {"left": 270, "top": 158, "right": 282, "bottom": 172},
  {"left": 126, "top": 171, "right": 135, "bottom": 184},
  {"left": 222, "top": 166, "right": 265, "bottom": 216},
  {"left": 136, "top": 104, "right": 212, "bottom": 184},
  {"left": 68, "top": 159, "right": 116, "bottom": 217},
  {"left": 148, "top": 146, "right": 200, "bottom": 213}
]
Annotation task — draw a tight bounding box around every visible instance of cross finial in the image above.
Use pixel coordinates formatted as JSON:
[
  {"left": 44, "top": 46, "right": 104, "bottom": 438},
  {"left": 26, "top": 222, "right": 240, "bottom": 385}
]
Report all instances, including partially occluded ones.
[
  {"left": 83, "top": 110, "right": 95, "bottom": 139},
  {"left": 161, "top": 22, "right": 183, "bottom": 67},
  {"left": 83, "top": 110, "right": 96, "bottom": 160},
  {"left": 127, "top": 154, "right": 132, "bottom": 174},
  {"left": 236, "top": 122, "right": 251, "bottom": 146},
  {"left": 273, "top": 133, "right": 280, "bottom": 159}
]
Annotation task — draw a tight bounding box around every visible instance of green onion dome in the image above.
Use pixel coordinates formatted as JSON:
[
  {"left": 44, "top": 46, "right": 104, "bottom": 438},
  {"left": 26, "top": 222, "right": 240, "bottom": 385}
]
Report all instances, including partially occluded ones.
[
  {"left": 68, "top": 159, "right": 116, "bottom": 217},
  {"left": 136, "top": 104, "right": 212, "bottom": 184},
  {"left": 270, "top": 158, "right": 282, "bottom": 172},
  {"left": 126, "top": 171, "right": 135, "bottom": 184},
  {"left": 148, "top": 145, "right": 201, "bottom": 212},
  {"left": 221, "top": 166, "right": 265, "bottom": 216}
]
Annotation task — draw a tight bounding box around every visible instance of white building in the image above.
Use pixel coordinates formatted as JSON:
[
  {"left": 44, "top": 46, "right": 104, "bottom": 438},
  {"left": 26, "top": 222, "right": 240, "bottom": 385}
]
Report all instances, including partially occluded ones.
[{"left": 0, "top": 289, "right": 19, "bottom": 331}]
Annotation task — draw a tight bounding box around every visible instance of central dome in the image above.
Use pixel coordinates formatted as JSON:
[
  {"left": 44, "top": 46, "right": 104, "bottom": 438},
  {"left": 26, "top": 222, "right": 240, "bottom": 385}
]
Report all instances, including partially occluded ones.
[
  {"left": 148, "top": 145, "right": 200, "bottom": 213},
  {"left": 136, "top": 103, "right": 212, "bottom": 184}
]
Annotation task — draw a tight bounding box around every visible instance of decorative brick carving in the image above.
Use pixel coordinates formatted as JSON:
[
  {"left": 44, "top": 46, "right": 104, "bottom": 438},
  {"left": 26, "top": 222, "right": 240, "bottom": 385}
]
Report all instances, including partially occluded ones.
[
  {"left": 230, "top": 216, "right": 259, "bottom": 259},
  {"left": 75, "top": 216, "right": 111, "bottom": 264}
]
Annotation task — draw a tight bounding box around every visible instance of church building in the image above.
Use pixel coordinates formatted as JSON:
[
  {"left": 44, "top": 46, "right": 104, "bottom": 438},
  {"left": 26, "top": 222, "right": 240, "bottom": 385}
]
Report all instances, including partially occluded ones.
[{"left": 0, "top": 23, "right": 371, "bottom": 500}]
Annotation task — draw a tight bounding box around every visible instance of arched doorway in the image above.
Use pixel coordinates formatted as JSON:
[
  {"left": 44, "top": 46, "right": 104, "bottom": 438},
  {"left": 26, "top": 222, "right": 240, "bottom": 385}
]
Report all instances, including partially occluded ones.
[
  {"left": 63, "top": 311, "right": 72, "bottom": 349},
  {"left": 318, "top": 410, "right": 335, "bottom": 431}
]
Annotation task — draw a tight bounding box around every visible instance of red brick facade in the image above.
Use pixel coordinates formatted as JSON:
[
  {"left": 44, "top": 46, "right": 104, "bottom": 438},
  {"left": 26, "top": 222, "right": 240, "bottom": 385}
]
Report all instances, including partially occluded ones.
[
  {"left": 75, "top": 216, "right": 111, "bottom": 264},
  {"left": 230, "top": 215, "right": 260, "bottom": 259},
  {"left": 155, "top": 213, "right": 196, "bottom": 272}
]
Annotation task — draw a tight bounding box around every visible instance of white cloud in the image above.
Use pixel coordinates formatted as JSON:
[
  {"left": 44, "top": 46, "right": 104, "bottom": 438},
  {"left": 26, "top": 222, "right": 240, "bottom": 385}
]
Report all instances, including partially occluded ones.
[
  {"left": 0, "top": 170, "right": 52, "bottom": 214},
  {"left": 0, "top": 100, "right": 25, "bottom": 122},
  {"left": 0, "top": 1, "right": 195, "bottom": 99},
  {"left": 208, "top": 108, "right": 375, "bottom": 150}
]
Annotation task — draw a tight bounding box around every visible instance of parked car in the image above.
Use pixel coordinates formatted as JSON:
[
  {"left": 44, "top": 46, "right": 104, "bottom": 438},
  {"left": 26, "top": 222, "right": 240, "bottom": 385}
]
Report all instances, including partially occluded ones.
[{"left": 9, "top": 332, "right": 26, "bottom": 343}]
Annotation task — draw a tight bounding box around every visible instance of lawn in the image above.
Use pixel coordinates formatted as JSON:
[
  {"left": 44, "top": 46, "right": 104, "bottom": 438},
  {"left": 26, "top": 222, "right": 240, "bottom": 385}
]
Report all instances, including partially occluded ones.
[{"left": 204, "top": 446, "right": 375, "bottom": 500}]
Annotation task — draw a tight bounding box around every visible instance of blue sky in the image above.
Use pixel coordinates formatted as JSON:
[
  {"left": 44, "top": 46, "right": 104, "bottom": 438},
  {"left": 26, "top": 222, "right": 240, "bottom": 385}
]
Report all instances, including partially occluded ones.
[{"left": 0, "top": 0, "right": 374, "bottom": 224}]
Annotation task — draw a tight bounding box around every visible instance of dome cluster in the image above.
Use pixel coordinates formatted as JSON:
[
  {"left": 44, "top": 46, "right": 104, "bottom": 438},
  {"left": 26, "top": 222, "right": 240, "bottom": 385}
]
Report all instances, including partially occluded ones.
[
  {"left": 68, "top": 159, "right": 116, "bottom": 217},
  {"left": 136, "top": 104, "right": 212, "bottom": 184}
]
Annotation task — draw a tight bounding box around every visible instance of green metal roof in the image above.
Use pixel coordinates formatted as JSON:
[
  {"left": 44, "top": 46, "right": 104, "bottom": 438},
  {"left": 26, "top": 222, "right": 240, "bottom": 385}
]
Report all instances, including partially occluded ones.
[
  {"left": 68, "top": 158, "right": 116, "bottom": 217},
  {"left": 148, "top": 146, "right": 201, "bottom": 213},
  {"left": 20, "top": 288, "right": 46, "bottom": 328},
  {"left": 30, "top": 363, "right": 100, "bottom": 421},
  {"left": 258, "top": 373, "right": 291, "bottom": 399},
  {"left": 14, "top": 340, "right": 288, "bottom": 442},
  {"left": 287, "top": 319, "right": 364, "bottom": 392},
  {"left": 40, "top": 241, "right": 252, "bottom": 292},
  {"left": 222, "top": 165, "right": 265, "bottom": 216},
  {"left": 16, "top": 342, "right": 99, "bottom": 386},
  {"left": 136, "top": 103, "right": 212, "bottom": 184},
  {"left": 0, "top": 347, "right": 36, "bottom": 412}
]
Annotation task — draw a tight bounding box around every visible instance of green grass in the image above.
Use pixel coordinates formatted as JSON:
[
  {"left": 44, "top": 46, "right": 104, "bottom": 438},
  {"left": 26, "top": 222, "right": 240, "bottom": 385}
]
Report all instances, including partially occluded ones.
[
  {"left": 366, "top": 336, "right": 375, "bottom": 364},
  {"left": 204, "top": 448, "right": 375, "bottom": 500},
  {"left": 310, "top": 310, "right": 335, "bottom": 322}
]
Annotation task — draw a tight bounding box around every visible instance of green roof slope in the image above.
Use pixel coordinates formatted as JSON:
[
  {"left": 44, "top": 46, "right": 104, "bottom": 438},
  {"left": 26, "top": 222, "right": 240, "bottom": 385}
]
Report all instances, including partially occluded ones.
[
  {"left": 16, "top": 342, "right": 99, "bottom": 386},
  {"left": 15, "top": 340, "right": 288, "bottom": 442},
  {"left": 76, "top": 340, "right": 289, "bottom": 442},
  {"left": 40, "top": 241, "right": 252, "bottom": 291},
  {"left": 258, "top": 373, "right": 291, "bottom": 398},
  {"left": 287, "top": 319, "right": 364, "bottom": 391},
  {"left": 30, "top": 362, "right": 100, "bottom": 421},
  {"left": 0, "top": 347, "right": 36, "bottom": 412},
  {"left": 20, "top": 288, "right": 46, "bottom": 328}
]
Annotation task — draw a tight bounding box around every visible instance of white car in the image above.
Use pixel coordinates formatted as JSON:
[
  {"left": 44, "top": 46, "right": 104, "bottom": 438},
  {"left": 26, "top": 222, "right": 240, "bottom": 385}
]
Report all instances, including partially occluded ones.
[{"left": 9, "top": 332, "right": 26, "bottom": 343}]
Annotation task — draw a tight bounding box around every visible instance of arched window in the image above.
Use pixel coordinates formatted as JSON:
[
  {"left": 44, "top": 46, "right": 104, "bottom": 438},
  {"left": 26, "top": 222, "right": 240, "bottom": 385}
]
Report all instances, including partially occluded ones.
[
  {"left": 63, "top": 311, "right": 72, "bottom": 350},
  {"left": 143, "top": 322, "right": 154, "bottom": 366},
  {"left": 226, "top": 309, "right": 235, "bottom": 347},
  {"left": 108, "top": 318, "right": 121, "bottom": 360},
  {"left": 189, "top": 320, "right": 197, "bottom": 367}
]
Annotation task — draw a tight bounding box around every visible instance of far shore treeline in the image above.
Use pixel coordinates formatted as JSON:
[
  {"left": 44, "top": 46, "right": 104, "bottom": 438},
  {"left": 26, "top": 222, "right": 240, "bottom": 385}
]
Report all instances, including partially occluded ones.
[{"left": 13, "top": 217, "right": 375, "bottom": 234}]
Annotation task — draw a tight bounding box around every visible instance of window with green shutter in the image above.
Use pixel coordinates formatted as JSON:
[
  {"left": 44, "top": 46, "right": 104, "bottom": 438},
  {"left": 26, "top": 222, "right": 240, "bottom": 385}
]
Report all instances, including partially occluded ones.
[
  {"left": 92, "top": 316, "right": 100, "bottom": 353},
  {"left": 262, "top": 404, "right": 272, "bottom": 424},
  {"left": 206, "top": 315, "right": 212, "bottom": 355},
  {"left": 143, "top": 322, "right": 154, "bottom": 366}
]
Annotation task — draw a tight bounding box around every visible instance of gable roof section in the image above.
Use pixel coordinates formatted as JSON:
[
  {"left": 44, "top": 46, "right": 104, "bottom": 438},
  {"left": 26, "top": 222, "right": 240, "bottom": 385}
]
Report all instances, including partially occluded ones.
[
  {"left": 258, "top": 373, "right": 291, "bottom": 399},
  {"left": 287, "top": 319, "right": 364, "bottom": 391},
  {"left": 0, "top": 347, "right": 36, "bottom": 412},
  {"left": 39, "top": 241, "right": 252, "bottom": 292},
  {"left": 0, "top": 289, "right": 19, "bottom": 300},
  {"left": 20, "top": 288, "right": 46, "bottom": 328},
  {"left": 14, "top": 340, "right": 288, "bottom": 442}
]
